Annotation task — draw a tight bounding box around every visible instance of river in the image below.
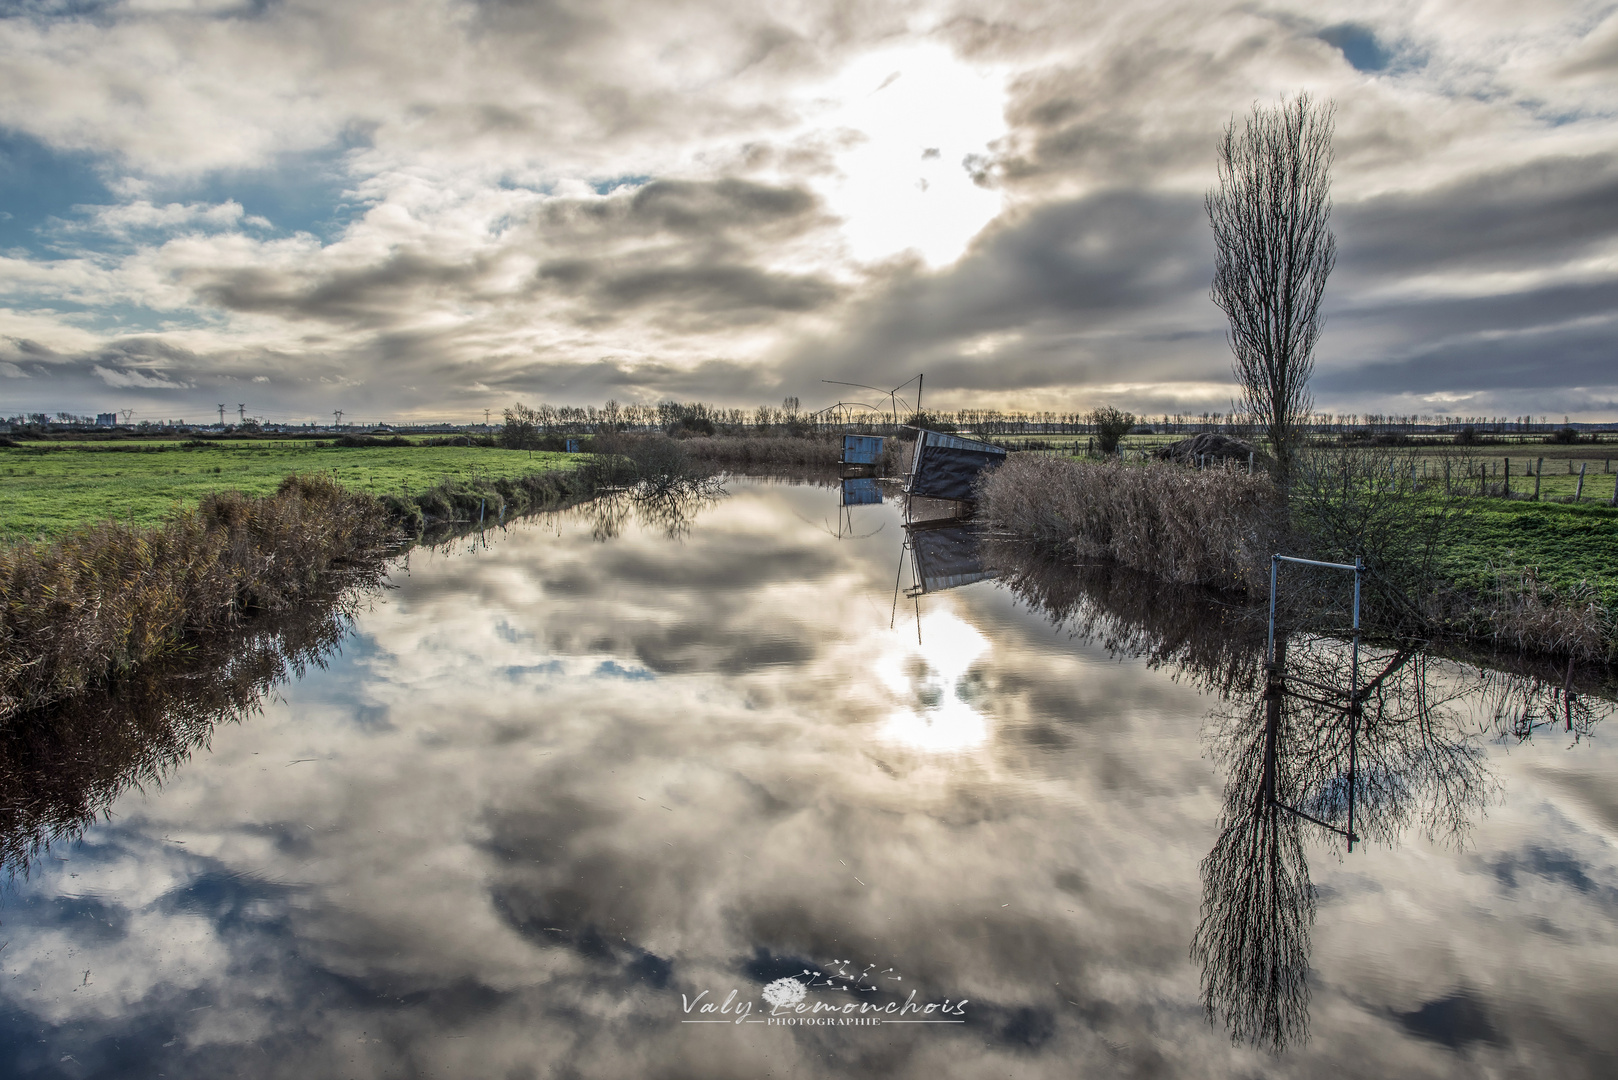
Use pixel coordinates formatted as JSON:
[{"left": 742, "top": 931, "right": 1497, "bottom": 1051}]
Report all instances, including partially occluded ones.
[{"left": 3, "top": 478, "right": 1615, "bottom": 1078}]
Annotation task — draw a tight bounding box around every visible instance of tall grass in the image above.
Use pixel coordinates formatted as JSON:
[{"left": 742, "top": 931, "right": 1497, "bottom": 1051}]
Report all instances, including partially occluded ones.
[
  {"left": 0, "top": 473, "right": 396, "bottom": 720},
  {"left": 680, "top": 433, "right": 909, "bottom": 474},
  {"left": 383, "top": 466, "right": 594, "bottom": 534},
  {"left": 977, "top": 454, "right": 1285, "bottom": 595}
]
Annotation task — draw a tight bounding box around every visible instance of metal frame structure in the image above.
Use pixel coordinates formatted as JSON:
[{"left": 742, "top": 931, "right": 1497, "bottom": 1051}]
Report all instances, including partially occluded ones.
[{"left": 1265, "top": 553, "right": 1366, "bottom": 852}]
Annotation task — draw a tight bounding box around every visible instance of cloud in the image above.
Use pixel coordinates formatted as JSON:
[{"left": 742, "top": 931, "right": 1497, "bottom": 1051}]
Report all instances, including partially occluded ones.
[
  {"left": 54, "top": 199, "right": 272, "bottom": 239},
  {"left": 0, "top": 0, "right": 1613, "bottom": 418},
  {"left": 93, "top": 363, "right": 192, "bottom": 390}
]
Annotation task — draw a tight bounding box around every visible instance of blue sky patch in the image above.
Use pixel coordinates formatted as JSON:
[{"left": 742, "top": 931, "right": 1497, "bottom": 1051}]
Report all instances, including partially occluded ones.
[
  {"left": 1319, "top": 24, "right": 1391, "bottom": 73},
  {"left": 594, "top": 659, "right": 654, "bottom": 681},
  {"left": 0, "top": 128, "right": 112, "bottom": 254},
  {"left": 592, "top": 175, "right": 651, "bottom": 195}
]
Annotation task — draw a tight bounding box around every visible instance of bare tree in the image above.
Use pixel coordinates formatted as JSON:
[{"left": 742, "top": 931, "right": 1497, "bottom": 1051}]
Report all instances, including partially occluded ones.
[{"left": 1207, "top": 94, "right": 1337, "bottom": 480}]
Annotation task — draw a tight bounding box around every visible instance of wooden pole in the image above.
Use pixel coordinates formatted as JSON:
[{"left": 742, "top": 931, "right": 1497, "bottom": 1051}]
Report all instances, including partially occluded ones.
[
  {"left": 1503, "top": 456, "right": 1510, "bottom": 497},
  {"left": 1575, "top": 461, "right": 1586, "bottom": 501}
]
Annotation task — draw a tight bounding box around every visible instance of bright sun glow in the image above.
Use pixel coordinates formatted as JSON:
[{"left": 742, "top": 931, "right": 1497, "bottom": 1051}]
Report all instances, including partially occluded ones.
[
  {"left": 802, "top": 43, "right": 1007, "bottom": 268},
  {"left": 877, "top": 609, "right": 992, "bottom": 752}
]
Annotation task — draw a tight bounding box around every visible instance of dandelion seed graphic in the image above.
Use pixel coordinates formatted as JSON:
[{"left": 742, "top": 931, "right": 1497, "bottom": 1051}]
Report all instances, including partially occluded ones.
[{"left": 762, "top": 978, "right": 807, "bottom": 1008}]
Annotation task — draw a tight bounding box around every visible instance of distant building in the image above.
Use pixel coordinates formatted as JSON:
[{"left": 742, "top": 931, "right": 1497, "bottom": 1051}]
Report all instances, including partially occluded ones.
[{"left": 96, "top": 413, "right": 117, "bottom": 427}]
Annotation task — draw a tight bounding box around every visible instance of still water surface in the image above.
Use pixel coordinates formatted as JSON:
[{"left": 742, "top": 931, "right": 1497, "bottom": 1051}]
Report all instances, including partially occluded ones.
[{"left": 3, "top": 479, "right": 1616, "bottom": 1078}]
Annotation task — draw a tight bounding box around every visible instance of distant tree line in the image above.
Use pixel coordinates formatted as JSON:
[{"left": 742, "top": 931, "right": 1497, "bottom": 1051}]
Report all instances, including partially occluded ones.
[{"left": 491, "top": 400, "right": 1615, "bottom": 446}]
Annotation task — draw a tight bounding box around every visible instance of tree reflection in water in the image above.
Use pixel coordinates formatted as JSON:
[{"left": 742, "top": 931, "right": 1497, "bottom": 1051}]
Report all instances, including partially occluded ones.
[
  {"left": 986, "top": 538, "right": 1614, "bottom": 1054},
  {"left": 0, "top": 578, "right": 386, "bottom": 881},
  {"left": 1194, "top": 638, "right": 1494, "bottom": 1051},
  {"left": 579, "top": 487, "right": 727, "bottom": 542}
]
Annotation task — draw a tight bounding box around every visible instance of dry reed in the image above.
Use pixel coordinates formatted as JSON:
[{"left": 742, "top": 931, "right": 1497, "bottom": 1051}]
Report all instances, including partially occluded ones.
[
  {"left": 0, "top": 473, "right": 397, "bottom": 720},
  {"left": 680, "top": 435, "right": 839, "bottom": 469},
  {"left": 681, "top": 434, "right": 908, "bottom": 475},
  {"left": 977, "top": 454, "right": 1285, "bottom": 595},
  {"left": 1477, "top": 569, "right": 1610, "bottom": 663}
]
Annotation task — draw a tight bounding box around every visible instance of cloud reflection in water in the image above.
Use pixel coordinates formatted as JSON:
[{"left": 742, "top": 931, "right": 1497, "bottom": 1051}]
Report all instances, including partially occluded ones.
[{"left": 1, "top": 481, "right": 1616, "bottom": 1078}]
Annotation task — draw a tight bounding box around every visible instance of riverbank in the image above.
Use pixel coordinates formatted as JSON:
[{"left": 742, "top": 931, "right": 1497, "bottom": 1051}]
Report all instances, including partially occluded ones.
[
  {"left": 0, "top": 438, "right": 578, "bottom": 541},
  {"left": 978, "top": 453, "right": 1618, "bottom": 664},
  {"left": 0, "top": 474, "right": 398, "bottom": 721},
  {"left": 0, "top": 453, "right": 612, "bottom": 722},
  {"left": 1, "top": 433, "right": 873, "bottom": 721}
]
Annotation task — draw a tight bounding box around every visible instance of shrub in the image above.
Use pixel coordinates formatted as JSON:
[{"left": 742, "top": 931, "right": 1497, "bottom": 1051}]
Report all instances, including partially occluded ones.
[
  {"left": 1088, "top": 406, "right": 1136, "bottom": 454},
  {"left": 334, "top": 434, "right": 411, "bottom": 448}
]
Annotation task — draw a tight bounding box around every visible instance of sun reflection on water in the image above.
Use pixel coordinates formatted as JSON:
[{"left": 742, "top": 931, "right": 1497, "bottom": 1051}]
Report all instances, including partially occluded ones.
[{"left": 876, "top": 609, "right": 991, "bottom": 752}]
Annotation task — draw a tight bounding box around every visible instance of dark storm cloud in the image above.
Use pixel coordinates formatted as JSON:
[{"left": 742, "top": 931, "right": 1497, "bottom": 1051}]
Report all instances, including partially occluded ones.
[
  {"left": 615, "top": 178, "right": 819, "bottom": 235},
  {"left": 996, "top": 42, "right": 1239, "bottom": 187},
  {"left": 785, "top": 188, "right": 1211, "bottom": 392},
  {"left": 2, "top": 332, "right": 204, "bottom": 373},
  {"left": 521, "top": 179, "right": 843, "bottom": 327},
  {"left": 1314, "top": 313, "right": 1618, "bottom": 397},
  {"left": 176, "top": 178, "right": 838, "bottom": 338},
  {"left": 475, "top": 355, "right": 785, "bottom": 404},
  {"left": 195, "top": 252, "right": 489, "bottom": 325},
  {"left": 1330, "top": 279, "right": 1618, "bottom": 347},
  {"left": 1336, "top": 154, "right": 1618, "bottom": 278},
  {"left": 551, "top": 262, "right": 839, "bottom": 323}
]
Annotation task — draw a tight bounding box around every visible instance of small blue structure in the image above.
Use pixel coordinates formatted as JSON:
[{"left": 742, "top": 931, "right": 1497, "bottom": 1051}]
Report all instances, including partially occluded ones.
[
  {"left": 565, "top": 438, "right": 581, "bottom": 453},
  {"left": 841, "top": 477, "right": 883, "bottom": 506},
  {"left": 841, "top": 434, "right": 885, "bottom": 467}
]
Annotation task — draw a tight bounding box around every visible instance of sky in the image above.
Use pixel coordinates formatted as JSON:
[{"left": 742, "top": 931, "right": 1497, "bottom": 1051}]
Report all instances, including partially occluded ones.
[{"left": 0, "top": 0, "right": 1616, "bottom": 424}]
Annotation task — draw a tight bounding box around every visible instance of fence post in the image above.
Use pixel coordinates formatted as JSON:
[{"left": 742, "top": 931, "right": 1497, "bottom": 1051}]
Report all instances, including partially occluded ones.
[
  {"left": 1504, "top": 457, "right": 1510, "bottom": 497},
  {"left": 1576, "top": 461, "right": 1586, "bottom": 501},
  {"left": 1348, "top": 556, "right": 1363, "bottom": 852},
  {"left": 1534, "top": 467, "right": 1541, "bottom": 502}
]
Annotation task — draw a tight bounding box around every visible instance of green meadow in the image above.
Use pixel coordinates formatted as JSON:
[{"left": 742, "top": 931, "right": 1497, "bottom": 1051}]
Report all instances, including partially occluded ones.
[
  {"left": 0, "top": 440, "right": 577, "bottom": 541},
  {"left": 1436, "top": 499, "right": 1618, "bottom": 607}
]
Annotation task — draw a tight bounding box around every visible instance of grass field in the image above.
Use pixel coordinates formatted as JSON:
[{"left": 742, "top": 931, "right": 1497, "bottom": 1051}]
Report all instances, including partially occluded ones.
[
  {"left": 1438, "top": 499, "right": 1618, "bottom": 607},
  {"left": 0, "top": 440, "right": 577, "bottom": 541}
]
